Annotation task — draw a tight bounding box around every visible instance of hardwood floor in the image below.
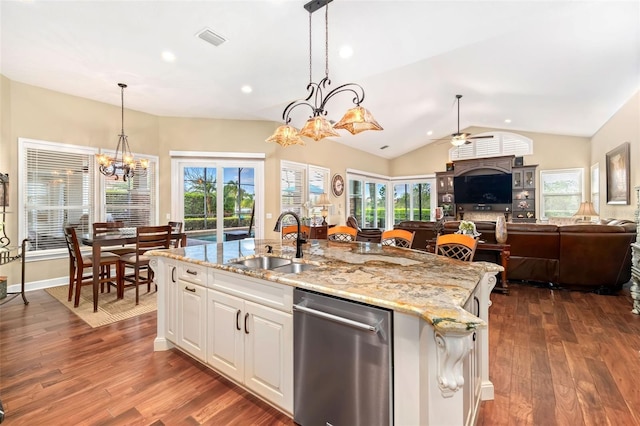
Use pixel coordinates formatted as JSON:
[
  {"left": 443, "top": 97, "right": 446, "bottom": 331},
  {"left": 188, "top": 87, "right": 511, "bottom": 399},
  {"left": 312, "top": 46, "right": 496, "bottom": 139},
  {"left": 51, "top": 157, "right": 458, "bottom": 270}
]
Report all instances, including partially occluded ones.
[
  {"left": 1, "top": 283, "right": 639, "bottom": 425},
  {"left": 478, "top": 282, "right": 640, "bottom": 426},
  {"left": 0, "top": 291, "right": 293, "bottom": 425}
]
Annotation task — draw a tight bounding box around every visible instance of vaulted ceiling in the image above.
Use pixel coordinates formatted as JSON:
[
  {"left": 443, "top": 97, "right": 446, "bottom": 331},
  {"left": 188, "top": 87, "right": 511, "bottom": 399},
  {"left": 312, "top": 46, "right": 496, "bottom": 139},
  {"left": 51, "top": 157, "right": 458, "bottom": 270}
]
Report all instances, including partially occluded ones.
[{"left": 1, "top": 1, "right": 638, "bottom": 159}]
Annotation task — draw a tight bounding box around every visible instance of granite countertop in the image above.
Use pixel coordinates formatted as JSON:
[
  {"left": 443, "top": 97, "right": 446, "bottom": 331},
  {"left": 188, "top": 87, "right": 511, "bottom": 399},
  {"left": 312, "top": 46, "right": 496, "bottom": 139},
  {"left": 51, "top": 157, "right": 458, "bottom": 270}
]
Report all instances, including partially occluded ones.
[{"left": 148, "top": 239, "right": 502, "bottom": 333}]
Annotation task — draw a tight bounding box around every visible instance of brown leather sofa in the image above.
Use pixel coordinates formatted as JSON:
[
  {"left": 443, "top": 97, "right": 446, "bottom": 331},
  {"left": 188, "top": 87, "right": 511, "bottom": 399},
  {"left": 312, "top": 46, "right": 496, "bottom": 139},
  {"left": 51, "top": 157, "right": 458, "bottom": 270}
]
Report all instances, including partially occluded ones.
[{"left": 395, "top": 219, "right": 637, "bottom": 293}]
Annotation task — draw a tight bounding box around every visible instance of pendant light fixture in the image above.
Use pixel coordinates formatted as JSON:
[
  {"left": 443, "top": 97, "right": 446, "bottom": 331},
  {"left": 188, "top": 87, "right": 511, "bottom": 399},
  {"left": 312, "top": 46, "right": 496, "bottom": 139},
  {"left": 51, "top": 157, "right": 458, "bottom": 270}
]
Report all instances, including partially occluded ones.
[
  {"left": 96, "top": 83, "right": 148, "bottom": 181},
  {"left": 266, "top": 0, "right": 382, "bottom": 146}
]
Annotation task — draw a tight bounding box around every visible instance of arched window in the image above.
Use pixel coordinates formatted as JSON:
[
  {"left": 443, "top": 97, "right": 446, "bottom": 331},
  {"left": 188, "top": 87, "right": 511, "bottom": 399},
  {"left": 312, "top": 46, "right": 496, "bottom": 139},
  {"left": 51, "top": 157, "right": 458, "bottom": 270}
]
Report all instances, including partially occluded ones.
[{"left": 449, "top": 131, "right": 533, "bottom": 161}]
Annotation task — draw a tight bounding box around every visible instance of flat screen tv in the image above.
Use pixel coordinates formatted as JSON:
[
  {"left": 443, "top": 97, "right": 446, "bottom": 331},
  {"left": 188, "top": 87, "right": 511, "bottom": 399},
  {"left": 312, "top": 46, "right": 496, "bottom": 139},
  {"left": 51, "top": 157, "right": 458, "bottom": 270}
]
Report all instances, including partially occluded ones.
[{"left": 454, "top": 173, "right": 512, "bottom": 205}]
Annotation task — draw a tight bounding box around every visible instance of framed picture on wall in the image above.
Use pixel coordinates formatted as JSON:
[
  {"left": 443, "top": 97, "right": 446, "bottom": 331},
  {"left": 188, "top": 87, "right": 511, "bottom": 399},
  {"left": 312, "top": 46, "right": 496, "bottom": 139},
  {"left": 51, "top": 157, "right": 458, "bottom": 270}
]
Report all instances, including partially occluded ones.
[{"left": 606, "top": 142, "right": 630, "bottom": 205}]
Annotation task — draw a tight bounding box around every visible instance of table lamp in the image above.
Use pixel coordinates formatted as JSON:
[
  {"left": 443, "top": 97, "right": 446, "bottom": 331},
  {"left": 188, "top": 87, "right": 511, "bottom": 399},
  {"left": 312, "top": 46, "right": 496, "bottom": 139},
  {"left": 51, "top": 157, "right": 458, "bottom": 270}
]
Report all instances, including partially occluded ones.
[
  {"left": 316, "top": 193, "right": 332, "bottom": 225},
  {"left": 573, "top": 201, "right": 598, "bottom": 222}
]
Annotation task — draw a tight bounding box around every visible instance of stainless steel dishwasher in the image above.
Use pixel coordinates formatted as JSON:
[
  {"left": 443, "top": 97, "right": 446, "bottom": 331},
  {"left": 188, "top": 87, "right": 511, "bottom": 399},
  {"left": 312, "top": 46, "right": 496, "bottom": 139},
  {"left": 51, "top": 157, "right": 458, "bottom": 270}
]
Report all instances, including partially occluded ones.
[{"left": 293, "top": 288, "right": 393, "bottom": 426}]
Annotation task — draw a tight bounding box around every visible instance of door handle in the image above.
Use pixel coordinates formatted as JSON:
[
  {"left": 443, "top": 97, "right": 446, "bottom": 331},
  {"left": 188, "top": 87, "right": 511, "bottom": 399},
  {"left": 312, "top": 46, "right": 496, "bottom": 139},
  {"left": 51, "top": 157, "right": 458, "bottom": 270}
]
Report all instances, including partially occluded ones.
[
  {"left": 293, "top": 304, "right": 380, "bottom": 333},
  {"left": 236, "top": 310, "right": 242, "bottom": 331},
  {"left": 171, "top": 266, "right": 176, "bottom": 283},
  {"left": 184, "top": 286, "right": 196, "bottom": 293},
  {"left": 244, "top": 312, "right": 250, "bottom": 334},
  {"left": 186, "top": 269, "right": 198, "bottom": 275}
]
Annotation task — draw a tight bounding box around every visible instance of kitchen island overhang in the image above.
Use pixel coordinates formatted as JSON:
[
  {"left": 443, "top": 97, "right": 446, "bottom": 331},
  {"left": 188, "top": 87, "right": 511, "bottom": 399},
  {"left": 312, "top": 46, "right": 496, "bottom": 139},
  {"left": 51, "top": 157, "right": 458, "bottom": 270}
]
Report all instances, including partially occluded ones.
[{"left": 148, "top": 239, "right": 501, "bottom": 425}]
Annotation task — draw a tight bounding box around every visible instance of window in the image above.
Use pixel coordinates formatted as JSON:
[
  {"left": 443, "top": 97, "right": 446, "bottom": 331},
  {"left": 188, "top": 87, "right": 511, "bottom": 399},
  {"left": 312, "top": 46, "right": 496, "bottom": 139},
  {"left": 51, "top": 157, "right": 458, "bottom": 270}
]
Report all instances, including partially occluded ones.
[
  {"left": 280, "top": 161, "right": 329, "bottom": 223},
  {"left": 348, "top": 175, "right": 388, "bottom": 229},
  {"left": 392, "top": 180, "right": 432, "bottom": 224},
  {"left": 591, "top": 163, "right": 599, "bottom": 214},
  {"left": 19, "top": 138, "right": 96, "bottom": 255},
  {"left": 449, "top": 131, "right": 533, "bottom": 161},
  {"left": 172, "top": 154, "right": 264, "bottom": 243},
  {"left": 103, "top": 155, "right": 157, "bottom": 227},
  {"left": 540, "top": 168, "right": 584, "bottom": 219}
]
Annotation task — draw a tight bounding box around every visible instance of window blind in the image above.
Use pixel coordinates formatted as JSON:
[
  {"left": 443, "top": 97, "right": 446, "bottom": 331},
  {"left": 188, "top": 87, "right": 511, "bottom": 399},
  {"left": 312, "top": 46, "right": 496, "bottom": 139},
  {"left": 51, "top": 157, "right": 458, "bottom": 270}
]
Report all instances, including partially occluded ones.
[
  {"left": 281, "top": 161, "right": 306, "bottom": 219},
  {"left": 104, "top": 159, "right": 157, "bottom": 227},
  {"left": 22, "top": 142, "right": 95, "bottom": 252}
]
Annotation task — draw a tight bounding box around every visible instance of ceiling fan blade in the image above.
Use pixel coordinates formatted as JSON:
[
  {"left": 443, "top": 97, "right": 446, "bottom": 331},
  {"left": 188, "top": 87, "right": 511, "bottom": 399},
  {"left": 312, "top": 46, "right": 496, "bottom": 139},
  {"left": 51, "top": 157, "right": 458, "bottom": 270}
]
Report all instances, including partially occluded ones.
[{"left": 467, "top": 135, "right": 494, "bottom": 140}]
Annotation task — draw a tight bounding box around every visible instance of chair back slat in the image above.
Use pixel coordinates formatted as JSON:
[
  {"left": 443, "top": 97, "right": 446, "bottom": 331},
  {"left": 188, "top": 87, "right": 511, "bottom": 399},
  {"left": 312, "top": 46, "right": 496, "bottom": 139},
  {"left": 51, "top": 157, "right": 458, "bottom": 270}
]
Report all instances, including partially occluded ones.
[
  {"left": 381, "top": 229, "right": 415, "bottom": 248},
  {"left": 327, "top": 226, "right": 358, "bottom": 242},
  {"left": 93, "top": 221, "right": 125, "bottom": 236},
  {"left": 63, "top": 226, "right": 82, "bottom": 266},
  {"left": 435, "top": 233, "right": 478, "bottom": 262},
  {"left": 136, "top": 225, "right": 172, "bottom": 254}
]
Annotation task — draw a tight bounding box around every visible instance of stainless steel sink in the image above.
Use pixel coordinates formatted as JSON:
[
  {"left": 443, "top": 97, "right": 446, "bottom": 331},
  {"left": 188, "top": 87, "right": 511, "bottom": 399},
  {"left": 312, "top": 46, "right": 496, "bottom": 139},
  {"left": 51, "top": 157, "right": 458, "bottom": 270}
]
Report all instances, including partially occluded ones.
[
  {"left": 270, "top": 262, "right": 318, "bottom": 274},
  {"left": 231, "top": 255, "right": 292, "bottom": 270},
  {"left": 227, "top": 255, "right": 319, "bottom": 274}
]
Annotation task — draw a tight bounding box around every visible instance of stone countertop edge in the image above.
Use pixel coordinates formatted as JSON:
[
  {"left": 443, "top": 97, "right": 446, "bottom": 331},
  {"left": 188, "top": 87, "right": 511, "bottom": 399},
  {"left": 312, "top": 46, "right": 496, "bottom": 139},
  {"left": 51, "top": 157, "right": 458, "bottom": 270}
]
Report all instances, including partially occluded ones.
[{"left": 147, "top": 239, "right": 502, "bottom": 333}]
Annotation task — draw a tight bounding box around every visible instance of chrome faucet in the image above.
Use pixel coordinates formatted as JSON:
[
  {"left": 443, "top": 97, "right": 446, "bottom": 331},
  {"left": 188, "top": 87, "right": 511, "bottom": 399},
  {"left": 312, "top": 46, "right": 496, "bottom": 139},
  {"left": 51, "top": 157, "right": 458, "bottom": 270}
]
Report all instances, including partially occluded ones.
[{"left": 273, "top": 211, "right": 305, "bottom": 258}]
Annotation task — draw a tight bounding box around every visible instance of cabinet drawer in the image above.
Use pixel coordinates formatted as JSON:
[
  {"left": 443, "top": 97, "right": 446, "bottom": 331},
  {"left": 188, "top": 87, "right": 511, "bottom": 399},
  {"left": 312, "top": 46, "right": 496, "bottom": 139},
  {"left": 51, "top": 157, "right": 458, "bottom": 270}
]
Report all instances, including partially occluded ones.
[
  {"left": 211, "top": 269, "right": 293, "bottom": 313},
  {"left": 178, "top": 263, "right": 207, "bottom": 286}
]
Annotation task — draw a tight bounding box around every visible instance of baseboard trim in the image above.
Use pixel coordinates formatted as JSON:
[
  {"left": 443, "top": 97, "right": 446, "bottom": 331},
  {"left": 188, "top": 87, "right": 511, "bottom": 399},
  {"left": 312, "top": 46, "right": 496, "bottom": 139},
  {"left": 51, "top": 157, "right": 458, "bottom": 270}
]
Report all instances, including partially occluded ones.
[{"left": 7, "top": 276, "right": 67, "bottom": 294}]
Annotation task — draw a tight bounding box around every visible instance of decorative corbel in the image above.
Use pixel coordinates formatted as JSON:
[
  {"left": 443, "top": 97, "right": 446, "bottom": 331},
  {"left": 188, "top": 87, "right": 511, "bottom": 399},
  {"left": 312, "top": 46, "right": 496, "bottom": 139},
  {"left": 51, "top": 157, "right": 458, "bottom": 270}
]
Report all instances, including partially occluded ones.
[{"left": 434, "top": 330, "right": 474, "bottom": 397}]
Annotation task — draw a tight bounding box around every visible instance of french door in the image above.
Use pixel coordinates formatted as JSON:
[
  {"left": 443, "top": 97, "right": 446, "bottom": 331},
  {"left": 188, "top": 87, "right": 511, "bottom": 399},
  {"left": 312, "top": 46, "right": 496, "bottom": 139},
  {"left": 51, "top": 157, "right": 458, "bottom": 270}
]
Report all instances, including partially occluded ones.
[{"left": 172, "top": 156, "right": 264, "bottom": 243}]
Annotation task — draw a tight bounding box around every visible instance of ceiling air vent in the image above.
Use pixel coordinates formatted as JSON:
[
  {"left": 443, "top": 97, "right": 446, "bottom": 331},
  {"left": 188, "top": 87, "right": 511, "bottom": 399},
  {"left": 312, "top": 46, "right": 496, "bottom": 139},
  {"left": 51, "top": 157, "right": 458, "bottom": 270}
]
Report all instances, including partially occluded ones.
[{"left": 197, "top": 28, "right": 227, "bottom": 47}]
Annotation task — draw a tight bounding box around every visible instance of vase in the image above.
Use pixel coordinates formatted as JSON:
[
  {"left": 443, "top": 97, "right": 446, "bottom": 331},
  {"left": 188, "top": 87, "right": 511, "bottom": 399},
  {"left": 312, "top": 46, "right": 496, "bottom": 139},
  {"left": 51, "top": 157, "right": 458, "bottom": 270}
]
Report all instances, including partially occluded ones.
[{"left": 495, "top": 215, "right": 508, "bottom": 244}]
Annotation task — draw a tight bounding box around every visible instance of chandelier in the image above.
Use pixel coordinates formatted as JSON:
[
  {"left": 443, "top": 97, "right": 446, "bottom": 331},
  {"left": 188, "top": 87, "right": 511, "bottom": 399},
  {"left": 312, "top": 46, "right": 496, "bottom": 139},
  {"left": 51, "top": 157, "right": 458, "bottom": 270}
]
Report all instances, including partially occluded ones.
[
  {"left": 266, "top": 0, "right": 382, "bottom": 147},
  {"left": 96, "top": 83, "right": 148, "bottom": 181}
]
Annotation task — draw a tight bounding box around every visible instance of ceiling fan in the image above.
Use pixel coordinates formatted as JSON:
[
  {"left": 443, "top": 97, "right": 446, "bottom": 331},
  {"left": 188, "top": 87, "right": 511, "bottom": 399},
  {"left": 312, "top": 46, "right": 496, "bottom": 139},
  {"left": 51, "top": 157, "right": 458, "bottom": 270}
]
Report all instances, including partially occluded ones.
[{"left": 443, "top": 94, "right": 494, "bottom": 146}]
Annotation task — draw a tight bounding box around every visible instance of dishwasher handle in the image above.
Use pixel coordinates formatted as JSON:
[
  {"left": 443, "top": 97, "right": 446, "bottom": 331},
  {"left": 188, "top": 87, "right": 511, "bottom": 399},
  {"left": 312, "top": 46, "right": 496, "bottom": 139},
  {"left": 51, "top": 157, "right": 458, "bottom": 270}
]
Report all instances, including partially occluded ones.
[{"left": 293, "top": 303, "right": 380, "bottom": 334}]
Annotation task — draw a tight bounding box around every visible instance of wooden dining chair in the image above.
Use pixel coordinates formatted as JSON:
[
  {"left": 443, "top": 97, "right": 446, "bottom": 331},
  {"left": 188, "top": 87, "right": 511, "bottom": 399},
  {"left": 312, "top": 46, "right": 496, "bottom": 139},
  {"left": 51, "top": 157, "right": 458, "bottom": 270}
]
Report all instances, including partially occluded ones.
[
  {"left": 117, "top": 225, "right": 172, "bottom": 304},
  {"left": 434, "top": 233, "right": 478, "bottom": 262},
  {"left": 381, "top": 229, "right": 415, "bottom": 248},
  {"left": 64, "top": 226, "right": 121, "bottom": 307},
  {"left": 92, "top": 221, "right": 136, "bottom": 256},
  {"left": 327, "top": 225, "right": 358, "bottom": 242}
]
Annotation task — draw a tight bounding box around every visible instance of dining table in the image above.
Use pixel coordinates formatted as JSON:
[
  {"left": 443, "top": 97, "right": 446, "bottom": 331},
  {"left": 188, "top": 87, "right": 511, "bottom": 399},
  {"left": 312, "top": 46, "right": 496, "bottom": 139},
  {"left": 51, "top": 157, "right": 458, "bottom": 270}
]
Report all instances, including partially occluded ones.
[{"left": 81, "top": 229, "right": 187, "bottom": 312}]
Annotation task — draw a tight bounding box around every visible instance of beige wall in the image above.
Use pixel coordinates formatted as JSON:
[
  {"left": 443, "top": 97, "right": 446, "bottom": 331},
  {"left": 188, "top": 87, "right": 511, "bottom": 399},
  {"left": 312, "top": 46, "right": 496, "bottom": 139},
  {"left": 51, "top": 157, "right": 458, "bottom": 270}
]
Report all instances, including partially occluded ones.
[
  {"left": 590, "top": 90, "right": 640, "bottom": 221},
  {"left": 0, "top": 78, "right": 387, "bottom": 284}
]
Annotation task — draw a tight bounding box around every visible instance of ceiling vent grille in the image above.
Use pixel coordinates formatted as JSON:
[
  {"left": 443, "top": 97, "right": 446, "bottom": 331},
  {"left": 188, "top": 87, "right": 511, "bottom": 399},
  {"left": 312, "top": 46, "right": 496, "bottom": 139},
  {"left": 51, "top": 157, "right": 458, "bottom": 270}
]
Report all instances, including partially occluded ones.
[{"left": 197, "top": 28, "right": 227, "bottom": 47}]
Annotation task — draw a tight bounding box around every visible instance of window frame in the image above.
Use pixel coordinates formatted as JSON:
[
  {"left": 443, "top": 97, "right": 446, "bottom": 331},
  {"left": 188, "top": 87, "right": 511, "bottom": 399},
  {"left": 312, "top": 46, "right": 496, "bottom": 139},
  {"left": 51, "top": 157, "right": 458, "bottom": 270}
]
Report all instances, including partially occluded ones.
[
  {"left": 18, "top": 138, "right": 98, "bottom": 260},
  {"left": 279, "top": 161, "right": 329, "bottom": 222},
  {"left": 347, "top": 169, "right": 435, "bottom": 230},
  {"left": 540, "top": 167, "right": 584, "bottom": 220}
]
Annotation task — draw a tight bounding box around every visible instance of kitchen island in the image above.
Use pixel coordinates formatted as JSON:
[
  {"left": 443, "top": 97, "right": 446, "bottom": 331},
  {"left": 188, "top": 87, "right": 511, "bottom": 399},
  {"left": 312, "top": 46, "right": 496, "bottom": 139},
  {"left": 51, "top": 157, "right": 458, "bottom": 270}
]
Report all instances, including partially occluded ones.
[{"left": 148, "top": 238, "right": 501, "bottom": 425}]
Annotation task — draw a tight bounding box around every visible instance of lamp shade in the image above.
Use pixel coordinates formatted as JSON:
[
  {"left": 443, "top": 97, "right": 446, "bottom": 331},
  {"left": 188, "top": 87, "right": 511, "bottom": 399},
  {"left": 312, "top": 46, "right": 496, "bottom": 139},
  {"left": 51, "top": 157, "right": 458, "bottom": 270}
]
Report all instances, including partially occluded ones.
[
  {"left": 266, "top": 125, "right": 305, "bottom": 146},
  {"left": 299, "top": 117, "right": 340, "bottom": 141},
  {"left": 573, "top": 201, "right": 598, "bottom": 218},
  {"left": 317, "top": 192, "right": 331, "bottom": 206},
  {"left": 333, "top": 106, "right": 383, "bottom": 135}
]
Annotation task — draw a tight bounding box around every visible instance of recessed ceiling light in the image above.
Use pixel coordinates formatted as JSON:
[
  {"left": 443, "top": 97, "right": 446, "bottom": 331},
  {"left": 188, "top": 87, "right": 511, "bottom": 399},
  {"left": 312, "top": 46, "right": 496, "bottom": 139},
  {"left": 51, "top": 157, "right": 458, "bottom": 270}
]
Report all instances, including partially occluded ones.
[
  {"left": 241, "top": 85, "right": 253, "bottom": 94},
  {"left": 427, "top": 130, "right": 433, "bottom": 136},
  {"left": 339, "top": 45, "right": 353, "bottom": 59},
  {"left": 161, "top": 51, "right": 176, "bottom": 62},
  {"left": 504, "top": 119, "right": 511, "bottom": 123}
]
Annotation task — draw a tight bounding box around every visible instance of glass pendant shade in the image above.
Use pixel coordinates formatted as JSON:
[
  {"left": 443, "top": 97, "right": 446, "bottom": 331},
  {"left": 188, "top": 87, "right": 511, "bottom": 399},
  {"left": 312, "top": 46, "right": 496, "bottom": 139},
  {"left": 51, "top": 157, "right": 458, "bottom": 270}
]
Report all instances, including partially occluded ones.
[
  {"left": 451, "top": 134, "right": 468, "bottom": 146},
  {"left": 333, "top": 106, "right": 383, "bottom": 135},
  {"left": 299, "top": 117, "right": 339, "bottom": 141},
  {"left": 266, "top": 125, "right": 305, "bottom": 147}
]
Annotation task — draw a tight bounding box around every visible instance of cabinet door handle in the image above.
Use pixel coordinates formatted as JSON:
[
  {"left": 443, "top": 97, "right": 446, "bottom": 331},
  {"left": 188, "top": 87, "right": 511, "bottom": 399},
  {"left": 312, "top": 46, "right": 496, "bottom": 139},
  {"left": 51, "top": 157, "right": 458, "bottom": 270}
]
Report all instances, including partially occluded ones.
[
  {"left": 171, "top": 266, "right": 176, "bottom": 283},
  {"left": 184, "top": 286, "right": 196, "bottom": 293},
  {"left": 244, "top": 313, "right": 250, "bottom": 334},
  {"left": 186, "top": 269, "right": 198, "bottom": 275},
  {"left": 236, "top": 310, "right": 242, "bottom": 331}
]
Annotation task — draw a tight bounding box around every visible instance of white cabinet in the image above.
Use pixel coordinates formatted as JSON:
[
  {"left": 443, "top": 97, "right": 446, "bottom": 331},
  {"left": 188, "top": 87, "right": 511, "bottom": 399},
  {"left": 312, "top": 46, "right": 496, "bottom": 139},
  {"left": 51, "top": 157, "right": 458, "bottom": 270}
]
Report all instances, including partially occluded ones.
[
  {"left": 207, "top": 271, "right": 293, "bottom": 413},
  {"left": 177, "top": 263, "right": 207, "bottom": 361}
]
